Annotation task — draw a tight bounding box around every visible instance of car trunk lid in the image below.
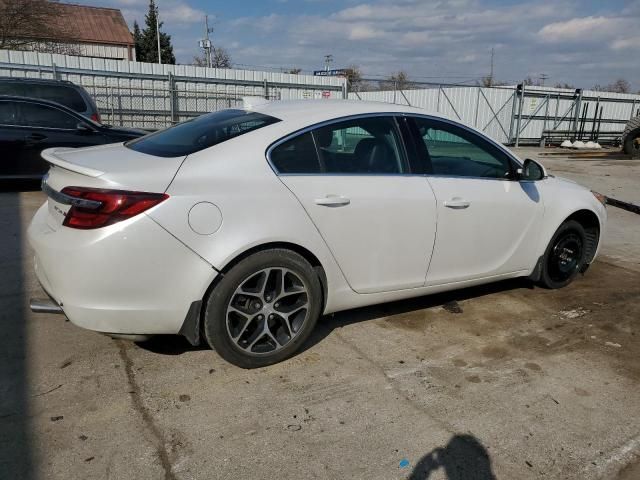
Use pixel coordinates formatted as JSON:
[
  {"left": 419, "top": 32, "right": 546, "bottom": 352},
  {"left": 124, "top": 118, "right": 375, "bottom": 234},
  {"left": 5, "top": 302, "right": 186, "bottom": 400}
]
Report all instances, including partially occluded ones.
[{"left": 41, "top": 144, "right": 185, "bottom": 229}]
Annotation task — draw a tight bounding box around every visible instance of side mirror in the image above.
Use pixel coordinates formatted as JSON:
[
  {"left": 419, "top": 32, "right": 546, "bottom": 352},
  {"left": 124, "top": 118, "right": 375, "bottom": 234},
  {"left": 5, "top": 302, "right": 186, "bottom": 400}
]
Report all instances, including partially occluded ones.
[
  {"left": 519, "top": 158, "right": 546, "bottom": 181},
  {"left": 76, "top": 122, "right": 95, "bottom": 133}
]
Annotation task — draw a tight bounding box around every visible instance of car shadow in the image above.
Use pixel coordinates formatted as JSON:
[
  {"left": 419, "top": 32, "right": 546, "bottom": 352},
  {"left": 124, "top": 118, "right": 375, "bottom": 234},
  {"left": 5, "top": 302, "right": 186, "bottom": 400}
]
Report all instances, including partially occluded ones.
[
  {"left": 136, "top": 276, "right": 533, "bottom": 357},
  {"left": 300, "top": 276, "right": 534, "bottom": 355},
  {"left": 408, "top": 434, "right": 496, "bottom": 480},
  {"left": 0, "top": 188, "right": 35, "bottom": 478}
]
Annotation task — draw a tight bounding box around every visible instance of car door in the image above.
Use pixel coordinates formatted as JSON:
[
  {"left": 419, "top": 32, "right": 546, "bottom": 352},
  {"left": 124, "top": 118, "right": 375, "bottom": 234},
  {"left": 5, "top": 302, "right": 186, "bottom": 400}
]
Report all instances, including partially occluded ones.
[
  {"left": 408, "top": 116, "right": 544, "bottom": 286},
  {"left": 0, "top": 100, "right": 28, "bottom": 178},
  {"left": 271, "top": 115, "right": 438, "bottom": 294},
  {"left": 16, "top": 101, "right": 106, "bottom": 176}
]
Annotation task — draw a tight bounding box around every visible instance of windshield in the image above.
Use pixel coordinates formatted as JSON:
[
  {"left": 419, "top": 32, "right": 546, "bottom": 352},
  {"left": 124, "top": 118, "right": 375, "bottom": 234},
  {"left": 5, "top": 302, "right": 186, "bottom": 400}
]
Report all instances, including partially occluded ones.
[{"left": 125, "top": 109, "right": 281, "bottom": 158}]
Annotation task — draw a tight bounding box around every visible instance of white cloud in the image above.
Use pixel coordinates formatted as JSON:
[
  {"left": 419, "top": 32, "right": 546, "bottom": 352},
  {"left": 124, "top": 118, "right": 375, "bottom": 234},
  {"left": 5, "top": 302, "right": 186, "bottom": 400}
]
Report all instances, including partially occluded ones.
[{"left": 538, "top": 16, "right": 622, "bottom": 42}]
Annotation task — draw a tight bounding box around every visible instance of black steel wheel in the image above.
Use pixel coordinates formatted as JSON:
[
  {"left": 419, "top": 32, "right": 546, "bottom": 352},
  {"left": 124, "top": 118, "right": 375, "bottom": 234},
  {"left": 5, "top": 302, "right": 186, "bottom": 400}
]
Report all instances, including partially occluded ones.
[
  {"left": 203, "top": 249, "right": 322, "bottom": 368},
  {"left": 539, "top": 220, "right": 587, "bottom": 289}
]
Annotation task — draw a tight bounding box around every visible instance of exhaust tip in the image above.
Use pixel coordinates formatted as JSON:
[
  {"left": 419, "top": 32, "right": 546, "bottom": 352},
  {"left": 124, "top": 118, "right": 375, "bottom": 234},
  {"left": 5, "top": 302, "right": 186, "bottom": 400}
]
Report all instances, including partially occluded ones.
[{"left": 30, "top": 298, "right": 64, "bottom": 314}]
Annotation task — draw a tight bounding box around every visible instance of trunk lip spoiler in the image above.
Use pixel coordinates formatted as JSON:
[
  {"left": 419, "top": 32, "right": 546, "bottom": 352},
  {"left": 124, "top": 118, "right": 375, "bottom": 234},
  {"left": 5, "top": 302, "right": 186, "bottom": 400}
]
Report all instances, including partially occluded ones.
[
  {"left": 41, "top": 147, "right": 105, "bottom": 178},
  {"left": 42, "top": 176, "right": 102, "bottom": 210}
]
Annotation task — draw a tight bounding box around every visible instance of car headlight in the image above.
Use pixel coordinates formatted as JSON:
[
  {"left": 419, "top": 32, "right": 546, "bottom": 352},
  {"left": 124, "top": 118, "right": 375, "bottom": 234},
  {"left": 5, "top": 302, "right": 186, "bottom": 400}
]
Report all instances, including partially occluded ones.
[{"left": 591, "top": 191, "right": 607, "bottom": 206}]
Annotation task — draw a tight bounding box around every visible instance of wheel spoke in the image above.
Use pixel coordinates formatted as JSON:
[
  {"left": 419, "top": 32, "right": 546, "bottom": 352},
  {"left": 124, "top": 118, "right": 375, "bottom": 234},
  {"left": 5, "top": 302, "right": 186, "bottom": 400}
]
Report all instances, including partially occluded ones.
[{"left": 226, "top": 266, "right": 310, "bottom": 355}]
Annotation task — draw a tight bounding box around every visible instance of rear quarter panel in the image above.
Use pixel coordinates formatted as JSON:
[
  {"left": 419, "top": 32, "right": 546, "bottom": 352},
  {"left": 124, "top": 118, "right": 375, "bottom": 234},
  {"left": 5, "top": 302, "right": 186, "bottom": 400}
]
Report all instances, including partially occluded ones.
[{"left": 147, "top": 128, "right": 354, "bottom": 314}]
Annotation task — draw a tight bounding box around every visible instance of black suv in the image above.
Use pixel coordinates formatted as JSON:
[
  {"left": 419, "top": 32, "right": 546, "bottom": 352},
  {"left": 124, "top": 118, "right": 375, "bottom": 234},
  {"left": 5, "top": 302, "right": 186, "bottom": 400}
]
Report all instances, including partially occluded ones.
[
  {"left": 0, "top": 77, "right": 101, "bottom": 122},
  {"left": 0, "top": 96, "right": 146, "bottom": 179}
]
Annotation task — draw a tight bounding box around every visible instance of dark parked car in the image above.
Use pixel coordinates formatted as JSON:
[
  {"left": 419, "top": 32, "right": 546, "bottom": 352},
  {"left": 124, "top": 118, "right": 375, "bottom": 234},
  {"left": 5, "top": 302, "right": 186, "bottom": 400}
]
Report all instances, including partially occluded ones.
[
  {"left": 0, "top": 96, "right": 147, "bottom": 179},
  {"left": 0, "top": 77, "right": 101, "bottom": 122}
]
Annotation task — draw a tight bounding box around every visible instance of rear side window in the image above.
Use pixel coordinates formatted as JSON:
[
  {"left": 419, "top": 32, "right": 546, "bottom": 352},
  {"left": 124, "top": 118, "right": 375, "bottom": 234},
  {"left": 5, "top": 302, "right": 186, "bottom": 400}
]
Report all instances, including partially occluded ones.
[
  {"left": 270, "top": 132, "right": 320, "bottom": 174},
  {"left": 31, "top": 85, "right": 87, "bottom": 112},
  {"left": 126, "top": 109, "right": 281, "bottom": 158},
  {"left": 19, "top": 102, "right": 78, "bottom": 129},
  {"left": 313, "top": 116, "right": 405, "bottom": 174}
]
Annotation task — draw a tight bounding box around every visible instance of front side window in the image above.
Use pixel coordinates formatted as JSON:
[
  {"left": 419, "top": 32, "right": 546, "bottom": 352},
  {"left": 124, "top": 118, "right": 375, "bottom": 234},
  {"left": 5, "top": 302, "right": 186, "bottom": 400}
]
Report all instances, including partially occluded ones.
[
  {"left": 127, "top": 109, "right": 280, "bottom": 158},
  {"left": 19, "top": 102, "right": 78, "bottom": 129},
  {"left": 312, "top": 116, "right": 405, "bottom": 174},
  {"left": 413, "top": 117, "right": 512, "bottom": 179}
]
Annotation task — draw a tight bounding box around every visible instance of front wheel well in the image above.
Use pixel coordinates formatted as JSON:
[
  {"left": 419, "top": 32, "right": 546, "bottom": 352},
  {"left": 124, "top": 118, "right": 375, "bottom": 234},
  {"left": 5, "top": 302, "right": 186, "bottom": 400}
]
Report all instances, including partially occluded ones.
[{"left": 563, "top": 209, "right": 600, "bottom": 263}]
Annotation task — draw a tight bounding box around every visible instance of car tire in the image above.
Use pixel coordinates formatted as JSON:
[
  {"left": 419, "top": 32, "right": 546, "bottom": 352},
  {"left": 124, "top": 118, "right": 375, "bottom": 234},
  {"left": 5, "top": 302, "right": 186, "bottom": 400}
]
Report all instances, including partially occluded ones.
[
  {"left": 539, "top": 220, "right": 587, "bottom": 289},
  {"left": 203, "top": 249, "right": 323, "bottom": 368},
  {"left": 623, "top": 127, "right": 640, "bottom": 157}
]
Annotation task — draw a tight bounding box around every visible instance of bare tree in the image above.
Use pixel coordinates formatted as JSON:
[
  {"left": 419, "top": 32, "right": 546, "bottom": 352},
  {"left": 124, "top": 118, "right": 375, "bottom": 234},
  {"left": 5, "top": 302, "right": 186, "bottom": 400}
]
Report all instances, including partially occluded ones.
[
  {"left": 593, "top": 78, "right": 631, "bottom": 94},
  {"left": 193, "top": 46, "right": 232, "bottom": 68},
  {"left": 379, "top": 71, "right": 412, "bottom": 91},
  {"left": 286, "top": 68, "right": 302, "bottom": 74},
  {"left": 342, "top": 65, "right": 371, "bottom": 92},
  {"left": 0, "top": 0, "right": 77, "bottom": 51},
  {"left": 554, "top": 82, "right": 575, "bottom": 89}
]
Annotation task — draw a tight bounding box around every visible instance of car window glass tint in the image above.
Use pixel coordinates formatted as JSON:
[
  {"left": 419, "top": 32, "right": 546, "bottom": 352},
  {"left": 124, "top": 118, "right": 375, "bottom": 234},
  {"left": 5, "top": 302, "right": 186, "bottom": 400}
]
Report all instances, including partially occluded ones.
[
  {"left": 126, "top": 109, "right": 281, "bottom": 158},
  {"left": 19, "top": 103, "right": 78, "bottom": 129},
  {"left": 32, "top": 85, "right": 87, "bottom": 112},
  {"left": 270, "top": 132, "right": 320, "bottom": 174},
  {"left": 0, "top": 82, "right": 25, "bottom": 96},
  {"left": 312, "top": 117, "right": 404, "bottom": 174},
  {"left": 414, "top": 118, "right": 511, "bottom": 179},
  {"left": 0, "top": 101, "right": 18, "bottom": 125}
]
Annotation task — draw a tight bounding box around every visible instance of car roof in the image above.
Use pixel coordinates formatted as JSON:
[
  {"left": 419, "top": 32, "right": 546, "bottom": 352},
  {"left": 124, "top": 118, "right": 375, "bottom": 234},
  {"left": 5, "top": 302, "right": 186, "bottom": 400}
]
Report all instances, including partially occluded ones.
[
  {"left": 252, "top": 99, "right": 450, "bottom": 126},
  {"left": 0, "top": 76, "right": 76, "bottom": 86}
]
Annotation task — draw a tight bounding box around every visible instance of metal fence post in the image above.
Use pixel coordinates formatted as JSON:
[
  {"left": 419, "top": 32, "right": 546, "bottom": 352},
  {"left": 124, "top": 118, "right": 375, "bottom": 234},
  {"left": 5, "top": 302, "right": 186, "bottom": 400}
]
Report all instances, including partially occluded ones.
[
  {"left": 541, "top": 95, "right": 550, "bottom": 147},
  {"left": 51, "top": 62, "right": 58, "bottom": 80},
  {"left": 474, "top": 88, "right": 481, "bottom": 127},
  {"left": 508, "top": 88, "right": 518, "bottom": 144},
  {"left": 168, "top": 72, "right": 176, "bottom": 123},
  {"left": 263, "top": 79, "right": 269, "bottom": 99},
  {"left": 515, "top": 83, "right": 525, "bottom": 147},
  {"left": 572, "top": 89, "right": 583, "bottom": 139}
]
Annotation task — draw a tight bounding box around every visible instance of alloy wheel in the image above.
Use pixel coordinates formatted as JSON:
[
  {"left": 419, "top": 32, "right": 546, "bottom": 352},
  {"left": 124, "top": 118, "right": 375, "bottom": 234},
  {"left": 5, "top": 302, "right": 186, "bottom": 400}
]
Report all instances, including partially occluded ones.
[{"left": 225, "top": 268, "right": 310, "bottom": 355}]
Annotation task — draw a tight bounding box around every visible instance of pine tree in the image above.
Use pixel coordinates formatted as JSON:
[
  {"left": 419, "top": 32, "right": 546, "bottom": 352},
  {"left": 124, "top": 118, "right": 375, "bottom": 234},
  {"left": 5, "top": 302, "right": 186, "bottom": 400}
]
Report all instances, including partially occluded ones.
[
  {"left": 132, "top": 21, "right": 143, "bottom": 60},
  {"left": 136, "top": 0, "right": 175, "bottom": 64}
]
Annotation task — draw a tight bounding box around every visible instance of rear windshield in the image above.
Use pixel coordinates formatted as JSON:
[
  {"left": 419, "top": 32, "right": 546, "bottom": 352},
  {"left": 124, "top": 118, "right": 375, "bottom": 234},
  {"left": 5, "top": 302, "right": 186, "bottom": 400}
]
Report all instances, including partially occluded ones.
[{"left": 126, "top": 109, "right": 281, "bottom": 157}]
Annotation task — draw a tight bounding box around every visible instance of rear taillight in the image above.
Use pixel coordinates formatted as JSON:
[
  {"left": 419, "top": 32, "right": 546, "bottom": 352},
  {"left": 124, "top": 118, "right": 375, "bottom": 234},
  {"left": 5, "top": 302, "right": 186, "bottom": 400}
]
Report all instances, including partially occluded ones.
[
  {"left": 61, "top": 186, "right": 168, "bottom": 229},
  {"left": 90, "top": 112, "right": 101, "bottom": 123}
]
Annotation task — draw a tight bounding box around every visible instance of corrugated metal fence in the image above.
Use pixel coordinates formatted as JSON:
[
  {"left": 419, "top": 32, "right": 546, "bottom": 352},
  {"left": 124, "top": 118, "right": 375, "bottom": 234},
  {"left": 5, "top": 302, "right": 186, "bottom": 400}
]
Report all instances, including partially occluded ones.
[
  {"left": 0, "top": 49, "right": 346, "bottom": 128},
  {"left": 350, "top": 84, "right": 640, "bottom": 145}
]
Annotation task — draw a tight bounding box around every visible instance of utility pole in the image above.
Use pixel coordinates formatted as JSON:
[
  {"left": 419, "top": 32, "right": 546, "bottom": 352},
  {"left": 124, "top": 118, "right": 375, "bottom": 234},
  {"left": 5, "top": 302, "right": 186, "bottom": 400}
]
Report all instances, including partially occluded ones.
[
  {"left": 199, "top": 15, "right": 215, "bottom": 68},
  {"left": 490, "top": 47, "right": 494, "bottom": 83},
  {"left": 539, "top": 73, "right": 549, "bottom": 86},
  {"left": 156, "top": 4, "right": 161, "bottom": 64},
  {"left": 324, "top": 54, "right": 333, "bottom": 72}
]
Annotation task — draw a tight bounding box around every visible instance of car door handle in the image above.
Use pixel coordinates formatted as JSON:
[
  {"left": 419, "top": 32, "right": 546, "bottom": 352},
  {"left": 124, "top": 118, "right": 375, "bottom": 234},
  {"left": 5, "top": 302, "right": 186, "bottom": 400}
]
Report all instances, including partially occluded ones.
[
  {"left": 444, "top": 198, "right": 470, "bottom": 209},
  {"left": 25, "top": 133, "right": 47, "bottom": 142},
  {"left": 314, "top": 195, "right": 351, "bottom": 207}
]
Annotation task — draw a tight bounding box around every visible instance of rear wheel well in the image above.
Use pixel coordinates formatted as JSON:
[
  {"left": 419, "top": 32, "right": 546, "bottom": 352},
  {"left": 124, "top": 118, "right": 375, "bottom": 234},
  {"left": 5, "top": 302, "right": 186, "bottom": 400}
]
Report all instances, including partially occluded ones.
[
  {"left": 208, "top": 242, "right": 327, "bottom": 310},
  {"left": 564, "top": 210, "right": 600, "bottom": 263}
]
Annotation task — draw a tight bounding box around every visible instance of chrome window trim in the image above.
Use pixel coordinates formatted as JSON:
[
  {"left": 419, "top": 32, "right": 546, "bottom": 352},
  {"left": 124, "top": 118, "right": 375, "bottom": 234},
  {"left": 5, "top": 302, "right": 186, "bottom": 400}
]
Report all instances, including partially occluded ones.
[
  {"left": 266, "top": 112, "right": 418, "bottom": 177},
  {"left": 265, "top": 111, "right": 525, "bottom": 178}
]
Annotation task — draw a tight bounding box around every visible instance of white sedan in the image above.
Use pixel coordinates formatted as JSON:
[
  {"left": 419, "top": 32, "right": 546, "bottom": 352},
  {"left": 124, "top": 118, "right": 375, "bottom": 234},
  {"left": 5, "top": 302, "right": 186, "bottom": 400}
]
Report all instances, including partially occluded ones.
[{"left": 28, "top": 100, "right": 606, "bottom": 368}]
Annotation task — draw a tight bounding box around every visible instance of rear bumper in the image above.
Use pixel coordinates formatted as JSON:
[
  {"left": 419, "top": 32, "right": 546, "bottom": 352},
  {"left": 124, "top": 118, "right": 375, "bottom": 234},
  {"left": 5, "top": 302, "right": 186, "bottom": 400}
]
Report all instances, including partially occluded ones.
[{"left": 28, "top": 202, "right": 217, "bottom": 335}]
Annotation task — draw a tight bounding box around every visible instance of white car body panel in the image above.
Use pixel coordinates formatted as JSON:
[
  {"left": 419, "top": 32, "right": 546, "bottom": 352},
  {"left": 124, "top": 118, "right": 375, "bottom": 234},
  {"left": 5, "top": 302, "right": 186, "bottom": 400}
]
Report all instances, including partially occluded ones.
[
  {"left": 280, "top": 175, "right": 437, "bottom": 293},
  {"left": 28, "top": 203, "right": 216, "bottom": 334},
  {"left": 425, "top": 177, "right": 544, "bottom": 285},
  {"left": 27, "top": 100, "right": 607, "bottom": 338}
]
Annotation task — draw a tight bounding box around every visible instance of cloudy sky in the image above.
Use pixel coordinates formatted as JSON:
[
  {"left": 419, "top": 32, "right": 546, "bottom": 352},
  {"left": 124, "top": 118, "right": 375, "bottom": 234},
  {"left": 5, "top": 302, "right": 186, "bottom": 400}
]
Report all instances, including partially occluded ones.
[{"left": 75, "top": 0, "right": 640, "bottom": 90}]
